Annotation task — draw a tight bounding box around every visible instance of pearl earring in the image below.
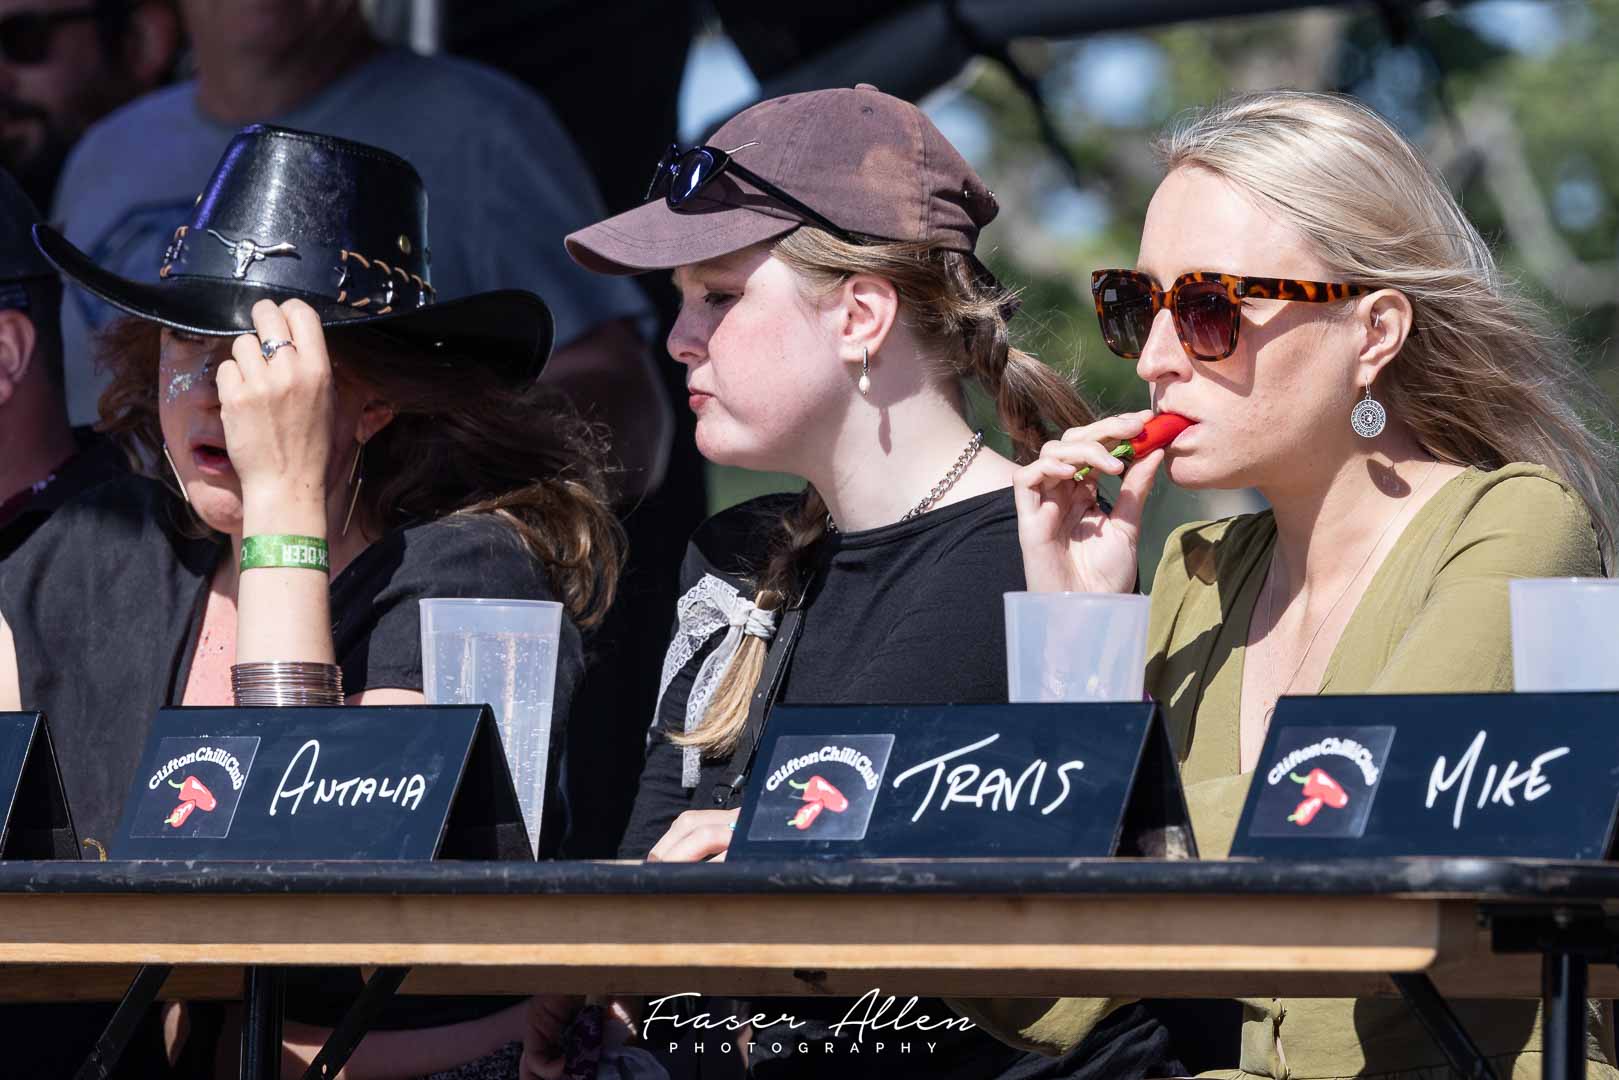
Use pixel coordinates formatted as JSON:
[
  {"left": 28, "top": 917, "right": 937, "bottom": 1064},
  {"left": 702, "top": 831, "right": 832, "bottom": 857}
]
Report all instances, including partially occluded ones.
[{"left": 857, "top": 347, "right": 871, "bottom": 396}]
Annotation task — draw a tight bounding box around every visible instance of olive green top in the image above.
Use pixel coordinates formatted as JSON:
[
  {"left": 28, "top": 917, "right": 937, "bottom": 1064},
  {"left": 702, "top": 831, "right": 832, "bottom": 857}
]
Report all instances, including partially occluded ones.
[{"left": 953, "top": 464, "right": 1617, "bottom": 1079}]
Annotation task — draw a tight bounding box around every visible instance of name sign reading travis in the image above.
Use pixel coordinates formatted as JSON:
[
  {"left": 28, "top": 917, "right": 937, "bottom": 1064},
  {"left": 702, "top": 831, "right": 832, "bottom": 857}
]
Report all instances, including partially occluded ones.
[
  {"left": 0, "top": 713, "right": 76, "bottom": 860},
  {"left": 114, "top": 706, "right": 529, "bottom": 860},
  {"left": 729, "top": 702, "right": 1194, "bottom": 859},
  {"left": 1231, "top": 692, "right": 1619, "bottom": 859}
]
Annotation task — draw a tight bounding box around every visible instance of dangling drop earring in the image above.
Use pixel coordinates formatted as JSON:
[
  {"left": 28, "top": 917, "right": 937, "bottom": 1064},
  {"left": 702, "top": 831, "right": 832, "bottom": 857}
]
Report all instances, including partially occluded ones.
[
  {"left": 1350, "top": 384, "right": 1387, "bottom": 438},
  {"left": 341, "top": 442, "right": 364, "bottom": 537},
  {"left": 161, "top": 443, "right": 191, "bottom": 505},
  {"left": 857, "top": 347, "right": 871, "bottom": 396}
]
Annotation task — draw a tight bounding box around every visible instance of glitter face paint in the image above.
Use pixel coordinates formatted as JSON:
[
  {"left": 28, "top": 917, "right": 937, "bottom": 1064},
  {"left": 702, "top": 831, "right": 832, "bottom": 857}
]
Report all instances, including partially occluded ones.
[
  {"left": 160, "top": 338, "right": 221, "bottom": 405},
  {"left": 163, "top": 365, "right": 205, "bottom": 404}
]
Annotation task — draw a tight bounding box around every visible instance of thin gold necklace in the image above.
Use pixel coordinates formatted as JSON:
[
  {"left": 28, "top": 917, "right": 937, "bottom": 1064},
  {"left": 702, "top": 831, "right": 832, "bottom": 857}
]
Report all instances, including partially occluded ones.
[{"left": 1258, "top": 458, "right": 1441, "bottom": 727}]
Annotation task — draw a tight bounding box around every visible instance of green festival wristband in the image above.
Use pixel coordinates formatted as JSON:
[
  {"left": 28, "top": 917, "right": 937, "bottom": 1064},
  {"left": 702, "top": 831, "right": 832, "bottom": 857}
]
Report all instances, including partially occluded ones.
[{"left": 240, "top": 534, "right": 330, "bottom": 573}]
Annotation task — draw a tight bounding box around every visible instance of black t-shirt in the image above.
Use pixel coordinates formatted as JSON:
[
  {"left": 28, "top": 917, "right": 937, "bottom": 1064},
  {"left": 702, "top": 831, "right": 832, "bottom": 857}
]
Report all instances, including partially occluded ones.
[
  {"left": 620, "top": 490, "right": 1181, "bottom": 1080},
  {"left": 1, "top": 476, "right": 584, "bottom": 850},
  {"left": 0, "top": 426, "right": 129, "bottom": 563},
  {"left": 0, "top": 477, "right": 587, "bottom": 1069}
]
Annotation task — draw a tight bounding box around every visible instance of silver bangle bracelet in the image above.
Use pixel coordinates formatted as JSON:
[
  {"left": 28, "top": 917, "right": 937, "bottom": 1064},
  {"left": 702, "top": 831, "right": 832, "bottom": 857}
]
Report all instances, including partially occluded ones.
[{"left": 231, "top": 661, "right": 344, "bottom": 707}]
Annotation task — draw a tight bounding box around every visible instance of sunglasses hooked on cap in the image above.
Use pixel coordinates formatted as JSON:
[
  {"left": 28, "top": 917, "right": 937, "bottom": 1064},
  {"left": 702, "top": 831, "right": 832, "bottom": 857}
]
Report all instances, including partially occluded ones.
[{"left": 566, "top": 84, "right": 1002, "bottom": 279}]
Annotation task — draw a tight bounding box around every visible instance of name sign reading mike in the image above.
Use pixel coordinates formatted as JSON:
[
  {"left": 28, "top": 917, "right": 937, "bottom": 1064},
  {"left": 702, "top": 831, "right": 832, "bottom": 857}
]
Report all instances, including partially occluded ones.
[
  {"left": 729, "top": 702, "right": 1194, "bottom": 859},
  {"left": 1231, "top": 692, "right": 1619, "bottom": 859},
  {"left": 113, "top": 706, "right": 529, "bottom": 860},
  {"left": 0, "top": 713, "right": 76, "bottom": 859}
]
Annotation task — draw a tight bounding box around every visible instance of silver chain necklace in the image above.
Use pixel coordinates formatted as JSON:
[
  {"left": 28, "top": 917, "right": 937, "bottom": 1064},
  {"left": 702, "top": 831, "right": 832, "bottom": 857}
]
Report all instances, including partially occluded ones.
[
  {"left": 1257, "top": 458, "right": 1441, "bottom": 729},
  {"left": 827, "top": 430, "right": 985, "bottom": 534}
]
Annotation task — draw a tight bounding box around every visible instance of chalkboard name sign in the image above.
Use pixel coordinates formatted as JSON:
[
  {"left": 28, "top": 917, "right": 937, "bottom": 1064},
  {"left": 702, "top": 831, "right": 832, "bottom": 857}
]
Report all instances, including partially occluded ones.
[
  {"left": 113, "top": 706, "right": 529, "bottom": 860},
  {"left": 729, "top": 702, "right": 1194, "bottom": 859},
  {"left": 0, "top": 713, "right": 76, "bottom": 859},
  {"left": 1231, "top": 693, "right": 1619, "bottom": 859}
]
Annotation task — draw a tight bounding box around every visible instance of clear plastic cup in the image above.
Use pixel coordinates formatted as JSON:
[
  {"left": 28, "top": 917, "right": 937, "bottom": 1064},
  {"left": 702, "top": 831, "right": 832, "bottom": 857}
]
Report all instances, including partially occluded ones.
[
  {"left": 1004, "top": 592, "right": 1151, "bottom": 702},
  {"left": 420, "top": 598, "right": 562, "bottom": 854},
  {"left": 1510, "top": 578, "right": 1619, "bottom": 691}
]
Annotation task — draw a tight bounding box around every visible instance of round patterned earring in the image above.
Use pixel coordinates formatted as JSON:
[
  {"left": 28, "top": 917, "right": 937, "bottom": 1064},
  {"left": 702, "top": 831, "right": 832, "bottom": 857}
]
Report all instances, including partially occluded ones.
[{"left": 1351, "top": 385, "right": 1387, "bottom": 438}]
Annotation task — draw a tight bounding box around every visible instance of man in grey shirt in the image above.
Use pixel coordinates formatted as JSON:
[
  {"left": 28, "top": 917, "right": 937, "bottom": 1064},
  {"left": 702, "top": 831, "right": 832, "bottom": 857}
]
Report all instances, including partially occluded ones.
[{"left": 52, "top": 0, "right": 671, "bottom": 497}]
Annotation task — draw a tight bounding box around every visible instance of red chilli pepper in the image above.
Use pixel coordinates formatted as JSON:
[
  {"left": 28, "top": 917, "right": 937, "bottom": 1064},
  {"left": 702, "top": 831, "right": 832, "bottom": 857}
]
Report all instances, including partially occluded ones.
[
  {"left": 1287, "top": 797, "right": 1324, "bottom": 827},
  {"left": 165, "top": 800, "right": 197, "bottom": 828},
  {"left": 790, "top": 775, "right": 849, "bottom": 814},
  {"left": 788, "top": 801, "right": 825, "bottom": 831},
  {"left": 1292, "top": 768, "right": 1348, "bottom": 810},
  {"left": 1074, "top": 413, "right": 1193, "bottom": 481},
  {"left": 171, "top": 775, "right": 217, "bottom": 813}
]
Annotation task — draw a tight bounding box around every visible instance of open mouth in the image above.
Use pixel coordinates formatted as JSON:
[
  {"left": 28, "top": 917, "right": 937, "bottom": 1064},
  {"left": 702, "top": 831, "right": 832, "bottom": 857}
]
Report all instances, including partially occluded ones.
[{"left": 191, "top": 443, "right": 232, "bottom": 474}]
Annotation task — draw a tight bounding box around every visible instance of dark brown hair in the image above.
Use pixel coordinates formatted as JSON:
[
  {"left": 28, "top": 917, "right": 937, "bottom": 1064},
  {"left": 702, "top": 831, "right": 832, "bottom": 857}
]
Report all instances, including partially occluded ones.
[
  {"left": 673, "top": 229, "right": 1098, "bottom": 756},
  {"left": 96, "top": 316, "right": 624, "bottom": 626}
]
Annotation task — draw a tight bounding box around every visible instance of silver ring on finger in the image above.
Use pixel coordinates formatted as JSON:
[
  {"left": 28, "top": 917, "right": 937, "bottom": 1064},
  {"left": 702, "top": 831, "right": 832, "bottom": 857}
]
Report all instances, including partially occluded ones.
[{"left": 259, "top": 337, "right": 295, "bottom": 360}]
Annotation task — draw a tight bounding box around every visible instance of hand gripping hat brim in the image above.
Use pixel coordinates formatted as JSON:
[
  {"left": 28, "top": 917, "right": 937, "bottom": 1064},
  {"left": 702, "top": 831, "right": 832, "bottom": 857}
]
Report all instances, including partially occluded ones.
[{"left": 34, "top": 125, "right": 553, "bottom": 382}]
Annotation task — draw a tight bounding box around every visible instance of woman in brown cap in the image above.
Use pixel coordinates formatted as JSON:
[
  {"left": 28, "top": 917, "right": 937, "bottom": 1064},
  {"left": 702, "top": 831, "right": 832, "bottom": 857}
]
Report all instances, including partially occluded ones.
[
  {"left": 1, "top": 126, "right": 621, "bottom": 1076},
  {"left": 560, "top": 85, "right": 1183, "bottom": 1080}
]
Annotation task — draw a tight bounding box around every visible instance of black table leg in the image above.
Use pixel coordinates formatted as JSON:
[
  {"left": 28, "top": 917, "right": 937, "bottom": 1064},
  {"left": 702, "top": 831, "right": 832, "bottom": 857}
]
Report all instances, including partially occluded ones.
[
  {"left": 240, "top": 965, "right": 286, "bottom": 1080},
  {"left": 1391, "top": 973, "right": 1498, "bottom": 1080},
  {"left": 73, "top": 963, "right": 172, "bottom": 1080},
  {"left": 302, "top": 966, "right": 411, "bottom": 1080},
  {"left": 1543, "top": 951, "right": 1587, "bottom": 1080}
]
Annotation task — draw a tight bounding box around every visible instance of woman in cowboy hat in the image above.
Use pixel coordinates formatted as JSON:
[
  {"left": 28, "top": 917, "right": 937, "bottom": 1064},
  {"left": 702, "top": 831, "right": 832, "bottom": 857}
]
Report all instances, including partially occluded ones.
[{"left": 0, "top": 125, "right": 621, "bottom": 1076}]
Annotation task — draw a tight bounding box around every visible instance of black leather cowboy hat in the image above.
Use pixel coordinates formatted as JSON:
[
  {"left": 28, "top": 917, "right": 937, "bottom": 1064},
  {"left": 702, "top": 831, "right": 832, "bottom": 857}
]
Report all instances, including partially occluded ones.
[{"left": 34, "top": 124, "right": 553, "bottom": 382}]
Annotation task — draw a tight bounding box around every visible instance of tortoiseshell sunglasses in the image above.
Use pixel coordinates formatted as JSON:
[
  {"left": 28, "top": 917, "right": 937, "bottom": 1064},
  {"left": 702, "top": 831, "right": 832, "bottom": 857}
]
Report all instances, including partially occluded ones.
[{"left": 1091, "top": 269, "right": 1370, "bottom": 361}]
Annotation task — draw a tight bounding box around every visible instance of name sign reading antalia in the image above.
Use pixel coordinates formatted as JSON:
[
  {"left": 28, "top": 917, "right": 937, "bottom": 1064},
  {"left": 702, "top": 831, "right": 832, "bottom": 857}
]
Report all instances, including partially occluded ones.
[
  {"left": 1231, "top": 693, "right": 1619, "bottom": 859},
  {"left": 729, "top": 702, "right": 1194, "bottom": 859},
  {"left": 0, "top": 713, "right": 76, "bottom": 859},
  {"left": 113, "top": 706, "right": 529, "bottom": 860}
]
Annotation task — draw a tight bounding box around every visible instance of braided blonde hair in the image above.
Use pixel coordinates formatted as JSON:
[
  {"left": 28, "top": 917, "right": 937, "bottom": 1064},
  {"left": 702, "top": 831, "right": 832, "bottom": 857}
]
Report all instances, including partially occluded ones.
[{"left": 673, "top": 229, "right": 1097, "bottom": 756}]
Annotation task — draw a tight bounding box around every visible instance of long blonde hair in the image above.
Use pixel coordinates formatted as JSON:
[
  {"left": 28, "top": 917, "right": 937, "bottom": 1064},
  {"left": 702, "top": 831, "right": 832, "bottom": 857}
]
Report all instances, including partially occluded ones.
[
  {"left": 673, "top": 229, "right": 1097, "bottom": 756},
  {"left": 1154, "top": 90, "right": 1618, "bottom": 566}
]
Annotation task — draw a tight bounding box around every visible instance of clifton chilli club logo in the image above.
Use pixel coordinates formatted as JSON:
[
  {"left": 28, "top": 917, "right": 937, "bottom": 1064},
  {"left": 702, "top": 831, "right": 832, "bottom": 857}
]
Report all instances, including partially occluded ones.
[
  {"left": 747, "top": 734, "right": 894, "bottom": 843},
  {"left": 130, "top": 736, "right": 260, "bottom": 840},
  {"left": 1249, "top": 727, "right": 1395, "bottom": 839}
]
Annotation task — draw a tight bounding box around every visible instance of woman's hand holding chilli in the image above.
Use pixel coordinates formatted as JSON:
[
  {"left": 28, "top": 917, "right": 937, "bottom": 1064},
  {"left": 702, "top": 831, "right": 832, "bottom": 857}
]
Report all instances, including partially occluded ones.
[
  {"left": 216, "top": 298, "right": 337, "bottom": 531},
  {"left": 647, "top": 808, "right": 739, "bottom": 863},
  {"left": 1012, "top": 410, "right": 1164, "bottom": 594}
]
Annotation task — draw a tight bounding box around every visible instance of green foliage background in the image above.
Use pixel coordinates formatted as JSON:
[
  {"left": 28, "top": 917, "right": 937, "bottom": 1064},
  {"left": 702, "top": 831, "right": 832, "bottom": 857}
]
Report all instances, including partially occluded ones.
[{"left": 709, "top": 0, "right": 1619, "bottom": 586}]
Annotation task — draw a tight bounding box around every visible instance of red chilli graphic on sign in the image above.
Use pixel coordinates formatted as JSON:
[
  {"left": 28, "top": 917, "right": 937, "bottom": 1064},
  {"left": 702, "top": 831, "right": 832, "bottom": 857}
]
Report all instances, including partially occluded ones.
[
  {"left": 1286, "top": 768, "right": 1349, "bottom": 826},
  {"left": 786, "top": 774, "right": 850, "bottom": 829},
  {"left": 165, "top": 775, "right": 217, "bottom": 828}
]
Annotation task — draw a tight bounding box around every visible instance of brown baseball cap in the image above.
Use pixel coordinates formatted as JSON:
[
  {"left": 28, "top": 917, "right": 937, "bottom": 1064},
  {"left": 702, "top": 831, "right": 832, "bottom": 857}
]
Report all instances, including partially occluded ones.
[{"left": 565, "top": 84, "right": 999, "bottom": 275}]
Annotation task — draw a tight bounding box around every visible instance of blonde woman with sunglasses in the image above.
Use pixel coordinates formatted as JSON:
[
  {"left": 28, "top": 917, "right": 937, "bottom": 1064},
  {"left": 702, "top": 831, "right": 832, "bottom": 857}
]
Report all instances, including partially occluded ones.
[{"left": 992, "top": 90, "right": 1619, "bottom": 1079}]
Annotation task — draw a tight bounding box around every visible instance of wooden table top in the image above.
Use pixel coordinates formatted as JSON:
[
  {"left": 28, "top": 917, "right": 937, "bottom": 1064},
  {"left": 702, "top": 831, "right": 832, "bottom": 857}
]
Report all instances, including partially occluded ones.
[{"left": 0, "top": 857, "right": 1611, "bottom": 1001}]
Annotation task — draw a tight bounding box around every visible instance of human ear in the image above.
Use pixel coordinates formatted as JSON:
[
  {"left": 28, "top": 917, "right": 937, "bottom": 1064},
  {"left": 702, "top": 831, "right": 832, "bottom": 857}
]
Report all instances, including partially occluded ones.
[
  {"left": 837, "top": 273, "right": 900, "bottom": 377},
  {"left": 1352, "top": 289, "right": 1415, "bottom": 388}
]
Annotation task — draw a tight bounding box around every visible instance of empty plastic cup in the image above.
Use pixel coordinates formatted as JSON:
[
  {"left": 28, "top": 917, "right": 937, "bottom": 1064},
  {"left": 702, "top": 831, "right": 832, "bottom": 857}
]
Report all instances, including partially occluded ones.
[
  {"left": 420, "top": 598, "right": 563, "bottom": 854},
  {"left": 1510, "top": 578, "right": 1619, "bottom": 691},
  {"left": 1004, "top": 592, "right": 1151, "bottom": 702}
]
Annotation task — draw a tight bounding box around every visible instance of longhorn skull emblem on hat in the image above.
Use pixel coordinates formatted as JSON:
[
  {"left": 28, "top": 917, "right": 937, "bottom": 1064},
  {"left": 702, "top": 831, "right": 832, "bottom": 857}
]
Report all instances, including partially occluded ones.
[{"left": 205, "top": 228, "right": 298, "bottom": 278}]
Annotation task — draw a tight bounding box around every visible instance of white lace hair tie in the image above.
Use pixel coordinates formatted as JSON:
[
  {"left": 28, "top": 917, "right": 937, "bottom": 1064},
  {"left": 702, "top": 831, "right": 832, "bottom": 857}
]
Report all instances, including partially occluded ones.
[{"left": 652, "top": 575, "right": 779, "bottom": 787}]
